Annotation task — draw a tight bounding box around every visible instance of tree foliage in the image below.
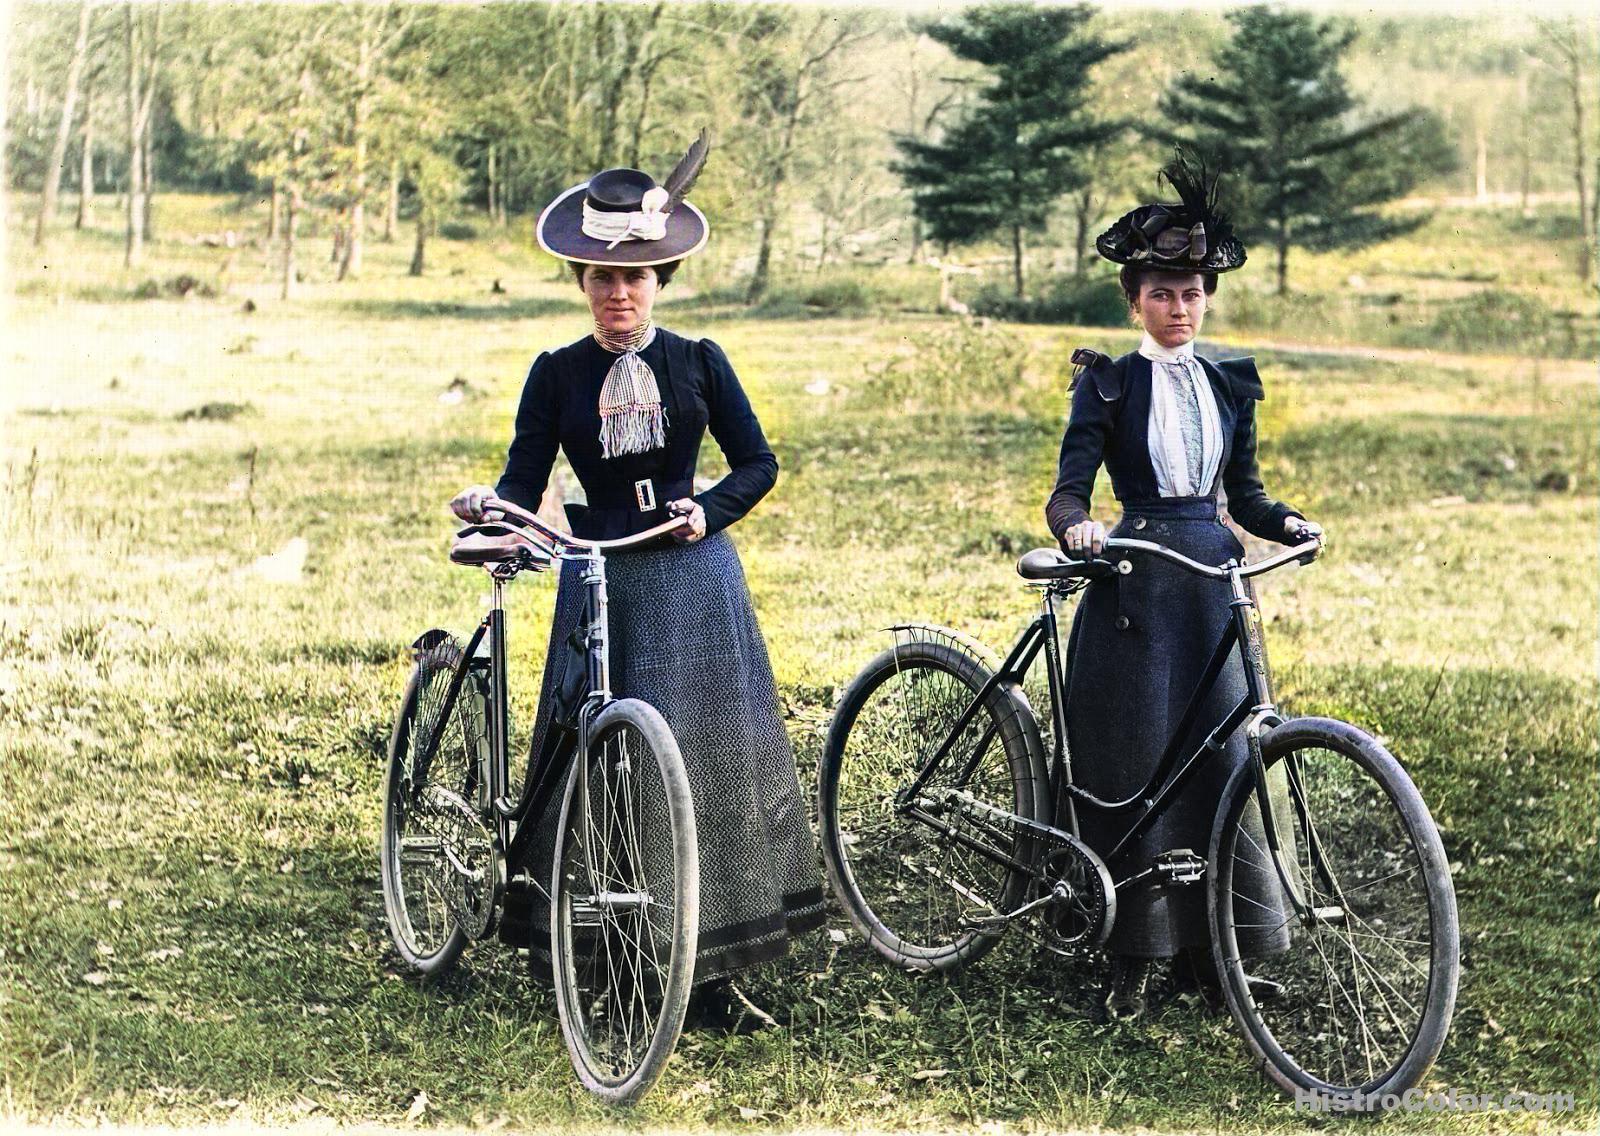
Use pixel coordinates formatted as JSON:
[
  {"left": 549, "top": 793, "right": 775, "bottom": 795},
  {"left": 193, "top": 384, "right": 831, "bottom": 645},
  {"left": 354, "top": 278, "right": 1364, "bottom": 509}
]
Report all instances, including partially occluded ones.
[
  {"left": 1154, "top": 5, "right": 1459, "bottom": 293},
  {"left": 894, "top": 2, "right": 1127, "bottom": 295}
]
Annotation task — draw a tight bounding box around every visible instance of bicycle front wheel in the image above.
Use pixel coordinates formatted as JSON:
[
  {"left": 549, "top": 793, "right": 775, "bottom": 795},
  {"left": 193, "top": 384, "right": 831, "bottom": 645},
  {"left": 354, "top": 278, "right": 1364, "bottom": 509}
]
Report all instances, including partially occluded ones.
[
  {"left": 819, "top": 638, "right": 1048, "bottom": 975},
  {"left": 1209, "top": 717, "right": 1459, "bottom": 1105},
  {"left": 551, "top": 698, "right": 698, "bottom": 1105}
]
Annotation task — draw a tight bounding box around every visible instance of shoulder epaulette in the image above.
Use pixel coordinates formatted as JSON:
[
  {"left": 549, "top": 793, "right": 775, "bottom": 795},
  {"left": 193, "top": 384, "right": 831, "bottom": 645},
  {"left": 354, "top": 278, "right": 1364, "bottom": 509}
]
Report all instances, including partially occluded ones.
[
  {"left": 1215, "top": 355, "right": 1265, "bottom": 401},
  {"left": 1068, "top": 347, "right": 1123, "bottom": 402}
]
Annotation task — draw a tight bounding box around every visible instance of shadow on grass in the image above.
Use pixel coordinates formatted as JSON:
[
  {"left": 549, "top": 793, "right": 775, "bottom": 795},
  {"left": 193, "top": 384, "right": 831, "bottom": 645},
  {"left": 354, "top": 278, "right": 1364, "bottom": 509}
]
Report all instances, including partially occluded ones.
[{"left": 335, "top": 296, "right": 578, "bottom": 321}]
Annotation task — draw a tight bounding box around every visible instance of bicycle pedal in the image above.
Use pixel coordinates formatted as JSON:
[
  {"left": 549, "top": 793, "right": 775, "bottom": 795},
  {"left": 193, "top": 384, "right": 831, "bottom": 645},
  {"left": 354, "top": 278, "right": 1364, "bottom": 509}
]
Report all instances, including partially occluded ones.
[
  {"left": 959, "top": 914, "right": 1010, "bottom": 933},
  {"left": 1155, "top": 848, "right": 1206, "bottom": 886}
]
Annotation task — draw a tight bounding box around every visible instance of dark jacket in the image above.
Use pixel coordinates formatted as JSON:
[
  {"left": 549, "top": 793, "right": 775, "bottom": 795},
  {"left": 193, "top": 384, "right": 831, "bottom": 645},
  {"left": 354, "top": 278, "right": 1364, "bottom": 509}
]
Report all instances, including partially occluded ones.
[
  {"left": 1044, "top": 349, "right": 1299, "bottom": 543},
  {"left": 496, "top": 327, "right": 778, "bottom": 540}
]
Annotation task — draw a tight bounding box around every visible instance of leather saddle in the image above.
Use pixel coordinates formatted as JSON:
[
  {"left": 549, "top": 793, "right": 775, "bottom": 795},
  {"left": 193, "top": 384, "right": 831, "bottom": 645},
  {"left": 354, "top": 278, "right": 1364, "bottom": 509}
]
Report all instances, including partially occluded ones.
[{"left": 1016, "top": 547, "right": 1115, "bottom": 581}]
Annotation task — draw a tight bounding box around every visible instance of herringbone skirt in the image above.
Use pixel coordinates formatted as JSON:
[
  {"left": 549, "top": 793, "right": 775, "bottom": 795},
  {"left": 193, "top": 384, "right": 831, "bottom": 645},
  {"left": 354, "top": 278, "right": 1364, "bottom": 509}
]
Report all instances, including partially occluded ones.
[{"left": 521, "top": 531, "right": 825, "bottom": 982}]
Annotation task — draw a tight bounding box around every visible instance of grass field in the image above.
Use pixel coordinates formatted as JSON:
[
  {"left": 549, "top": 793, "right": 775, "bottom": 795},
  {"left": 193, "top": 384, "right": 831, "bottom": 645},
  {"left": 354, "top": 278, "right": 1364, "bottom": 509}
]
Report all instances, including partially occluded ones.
[{"left": 3, "top": 194, "right": 1597, "bottom": 1132}]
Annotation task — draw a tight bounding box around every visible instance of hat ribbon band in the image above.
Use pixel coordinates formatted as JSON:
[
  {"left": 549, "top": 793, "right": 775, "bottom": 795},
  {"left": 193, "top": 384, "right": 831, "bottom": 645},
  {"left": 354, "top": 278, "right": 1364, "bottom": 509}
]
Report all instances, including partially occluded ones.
[{"left": 582, "top": 199, "right": 669, "bottom": 249}]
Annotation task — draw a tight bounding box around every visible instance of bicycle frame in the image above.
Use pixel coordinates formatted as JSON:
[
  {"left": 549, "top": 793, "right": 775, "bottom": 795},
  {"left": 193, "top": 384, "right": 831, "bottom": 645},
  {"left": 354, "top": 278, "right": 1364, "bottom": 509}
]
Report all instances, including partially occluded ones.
[
  {"left": 412, "top": 503, "right": 690, "bottom": 902},
  {"left": 899, "top": 545, "right": 1330, "bottom": 925}
]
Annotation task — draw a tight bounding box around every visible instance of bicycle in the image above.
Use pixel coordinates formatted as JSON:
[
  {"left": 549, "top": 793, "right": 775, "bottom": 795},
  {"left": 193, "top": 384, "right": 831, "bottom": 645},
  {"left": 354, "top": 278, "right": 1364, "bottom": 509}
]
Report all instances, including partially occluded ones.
[
  {"left": 379, "top": 495, "right": 699, "bottom": 1104},
  {"left": 818, "top": 533, "right": 1459, "bottom": 1108}
]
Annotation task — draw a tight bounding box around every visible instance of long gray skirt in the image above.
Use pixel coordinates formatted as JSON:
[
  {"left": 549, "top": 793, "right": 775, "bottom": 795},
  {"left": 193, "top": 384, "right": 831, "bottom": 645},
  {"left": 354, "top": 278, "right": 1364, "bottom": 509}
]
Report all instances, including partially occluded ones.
[
  {"left": 1064, "top": 496, "right": 1291, "bottom": 959},
  {"left": 520, "top": 531, "right": 825, "bottom": 982}
]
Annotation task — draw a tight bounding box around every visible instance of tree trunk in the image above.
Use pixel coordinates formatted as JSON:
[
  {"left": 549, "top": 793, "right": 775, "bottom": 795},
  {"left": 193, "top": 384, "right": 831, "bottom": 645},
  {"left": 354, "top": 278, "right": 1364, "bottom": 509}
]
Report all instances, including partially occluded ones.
[
  {"left": 35, "top": 0, "right": 92, "bottom": 247},
  {"left": 486, "top": 142, "right": 497, "bottom": 221},
  {"left": 498, "top": 147, "right": 510, "bottom": 225},
  {"left": 341, "top": 40, "right": 371, "bottom": 280},
  {"left": 1276, "top": 234, "right": 1290, "bottom": 297},
  {"left": 142, "top": 99, "right": 154, "bottom": 241},
  {"left": 76, "top": 88, "right": 95, "bottom": 229},
  {"left": 330, "top": 215, "right": 345, "bottom": 264},
  {"left": 1011, "top": 222, "right": 1024, "bottom": 297},
  {"left": 1073, "top": 188, "right": 1093, "bottom": 279},
  {"left": 409, "top": 206, "right": 427, "bottom": 276},
  {"left": 124, "top": 5, "right": 143, "bottom": 267},
  {"left": 1563, "top": 35, "right": 1593, "bottom": 282},
  {"left": 1519, "top": 70, "right": 1533, "bottom": 217},
  {"left": 282, "top": 183, "right": 300, "bottom": 299},
  {"left": 747, "top": 213, "right": 775, "bottom": 303},
  {"left": 383, "top": 157, "right": 399, "bottom": 241},
  {"left": 267, "top": 178, "right": 280, "bottom": 241},
  {"left": 1475, "top": 127, "right": 1488, "bottom": 202}
]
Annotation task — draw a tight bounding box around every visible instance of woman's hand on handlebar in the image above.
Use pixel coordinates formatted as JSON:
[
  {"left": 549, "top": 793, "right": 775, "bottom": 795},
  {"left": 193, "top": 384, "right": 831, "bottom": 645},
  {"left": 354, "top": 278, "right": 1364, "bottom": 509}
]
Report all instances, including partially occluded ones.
[
  {"left": 450, "top": 485, "right": 500, "bottom": 524},
  {"left": 1061, "top": 519, "right": 1107, "bottom": 561},
  {"left": 666, "top": 498, "right": 706, "bottom": 543},
  {"left": 1283, "top": 515, "right": 1324, "bottom": 545}
]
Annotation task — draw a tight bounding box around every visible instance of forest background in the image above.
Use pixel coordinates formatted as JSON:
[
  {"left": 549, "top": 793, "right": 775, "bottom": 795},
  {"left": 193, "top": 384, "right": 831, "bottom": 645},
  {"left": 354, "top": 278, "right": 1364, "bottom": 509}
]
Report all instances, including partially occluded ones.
[{"left": 3, "top": 1, "right": 1598, "bottom": 1133}]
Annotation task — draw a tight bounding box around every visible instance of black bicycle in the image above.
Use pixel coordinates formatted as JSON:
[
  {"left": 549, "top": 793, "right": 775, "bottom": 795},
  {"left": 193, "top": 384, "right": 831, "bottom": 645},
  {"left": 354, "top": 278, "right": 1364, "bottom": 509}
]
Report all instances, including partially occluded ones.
[
  {"left": 819, "top": 534, "right": 1459, "bottom": 1107},
  {"left": 379, "top": 495, "right": 698, "bottom": 1104}
]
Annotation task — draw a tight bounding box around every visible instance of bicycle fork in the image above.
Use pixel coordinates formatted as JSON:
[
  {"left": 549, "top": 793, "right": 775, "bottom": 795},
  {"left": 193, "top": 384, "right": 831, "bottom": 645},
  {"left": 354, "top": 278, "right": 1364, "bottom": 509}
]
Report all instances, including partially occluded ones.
[{"left": 1227, "top": 567, "right": 1346, "bottom": 931}]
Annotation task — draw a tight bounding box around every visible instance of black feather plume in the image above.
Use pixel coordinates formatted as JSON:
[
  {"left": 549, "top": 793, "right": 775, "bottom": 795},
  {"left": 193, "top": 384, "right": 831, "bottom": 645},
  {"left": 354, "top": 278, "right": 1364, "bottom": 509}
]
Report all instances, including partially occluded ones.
[
  {"left": 663, "top": 128, "right": 711, "bottom": 212},
  {"left": 1159, "top": 147, "right": 1235, "bottom": 245}
]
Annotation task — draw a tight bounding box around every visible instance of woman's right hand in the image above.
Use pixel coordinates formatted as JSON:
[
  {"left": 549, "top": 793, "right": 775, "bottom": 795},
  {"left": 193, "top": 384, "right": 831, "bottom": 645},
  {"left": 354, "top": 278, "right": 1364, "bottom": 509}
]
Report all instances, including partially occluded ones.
[
  {"left": 1062, "top": 519, "right": 1107, "bottom": 560},
  {"left": 450, "top": 485, "right": 499, "bottom": 524}
]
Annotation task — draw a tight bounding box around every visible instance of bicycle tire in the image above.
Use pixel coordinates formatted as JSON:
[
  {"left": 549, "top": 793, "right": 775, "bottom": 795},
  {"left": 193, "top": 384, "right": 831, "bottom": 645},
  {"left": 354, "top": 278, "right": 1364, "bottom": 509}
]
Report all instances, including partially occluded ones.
[
  {"left": 551, "top": 697, "right": 698, "bottom": 1105},
  {"left": 819, "top": 638, "right": 1049, "bottom": 974},
  {"left": 1208, "top": 716, "right": 1459, "bottom": 1106},
  {"left": 380, "top": 635, "right": 491, "bottom": 976}
]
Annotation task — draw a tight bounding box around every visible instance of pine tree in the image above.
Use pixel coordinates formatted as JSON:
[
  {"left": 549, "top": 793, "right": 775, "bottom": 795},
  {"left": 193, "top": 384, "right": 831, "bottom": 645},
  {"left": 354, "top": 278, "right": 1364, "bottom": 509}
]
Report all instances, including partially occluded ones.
[
  {"left": 1156, "top": 5, "right": 1457, "bottom": 295},
  {"left": 894, "top": 3, "right": 1126, "bottom": 296}
]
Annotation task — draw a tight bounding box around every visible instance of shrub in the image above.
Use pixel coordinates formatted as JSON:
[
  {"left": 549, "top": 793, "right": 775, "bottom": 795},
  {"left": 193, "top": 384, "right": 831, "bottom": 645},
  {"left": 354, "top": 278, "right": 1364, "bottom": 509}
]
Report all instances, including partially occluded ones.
[
  {"left": 968, "top": 274, "right": 1127, "bottom": 326},
  {"left": 438, "top": 220, "right": 478, "bottom": 240},
  {"left": 1425, "top": 289, "right": 1557, "bottom": 353}
]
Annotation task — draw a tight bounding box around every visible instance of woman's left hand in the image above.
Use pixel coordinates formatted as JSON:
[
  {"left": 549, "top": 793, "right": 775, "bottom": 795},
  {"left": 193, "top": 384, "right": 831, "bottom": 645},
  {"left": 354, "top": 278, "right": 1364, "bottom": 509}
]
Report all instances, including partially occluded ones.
[
  {"left": 666, "top": 498, "right": 706, "bottom": 543},
  {"left": 1283, "top": 515, "right": 1324, "bottom": 544}
]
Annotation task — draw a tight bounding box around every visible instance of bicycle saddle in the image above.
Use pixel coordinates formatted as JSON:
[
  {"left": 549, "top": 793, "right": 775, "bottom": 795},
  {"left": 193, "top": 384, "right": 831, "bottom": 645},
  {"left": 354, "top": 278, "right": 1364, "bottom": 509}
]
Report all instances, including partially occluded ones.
[
  {"left": 451, "top": 525, "right": 553, "bottom": 568},
  {"left": 1017, "top": 547, "right": 1115, "bottom": 581}
]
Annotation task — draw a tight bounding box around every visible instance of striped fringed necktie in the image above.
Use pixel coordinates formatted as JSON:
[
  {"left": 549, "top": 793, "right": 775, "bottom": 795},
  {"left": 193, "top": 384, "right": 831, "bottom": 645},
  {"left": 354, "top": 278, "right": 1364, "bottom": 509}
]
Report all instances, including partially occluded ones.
[{"left": 592, "top": 319, "right": 668, "bottom": 459}]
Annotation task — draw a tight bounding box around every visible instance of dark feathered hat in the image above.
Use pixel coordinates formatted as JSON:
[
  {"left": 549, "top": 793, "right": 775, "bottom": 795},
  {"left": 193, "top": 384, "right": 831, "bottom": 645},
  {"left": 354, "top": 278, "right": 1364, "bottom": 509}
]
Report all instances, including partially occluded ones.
[
  {"left": 1095, "top": 149, "right": 1246, "bottom": 273},
  {"left": 537, "top": 129, "right": 711, "bottom": 266}
]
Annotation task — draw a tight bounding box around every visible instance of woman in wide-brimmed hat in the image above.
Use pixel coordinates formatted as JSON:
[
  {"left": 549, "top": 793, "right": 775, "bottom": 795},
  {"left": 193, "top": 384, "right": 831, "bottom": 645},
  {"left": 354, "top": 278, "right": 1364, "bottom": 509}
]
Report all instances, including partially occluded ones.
[
  {"left": 1045, "top": 152, "right": 1322, "bottom": 1020},
  {"left": 451, "top": 132, "right": 824, "bottom": 1029}
]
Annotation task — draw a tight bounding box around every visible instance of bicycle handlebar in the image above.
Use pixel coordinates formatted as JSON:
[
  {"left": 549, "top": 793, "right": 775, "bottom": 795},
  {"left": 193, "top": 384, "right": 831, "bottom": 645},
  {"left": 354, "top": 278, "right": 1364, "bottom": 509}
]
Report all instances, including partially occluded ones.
[
  {"left": 476, "top": 495, "right": 692, "bottom": 554},
  {"left": 1089, "top": 533, "right": 1323, "bottom": 580}
]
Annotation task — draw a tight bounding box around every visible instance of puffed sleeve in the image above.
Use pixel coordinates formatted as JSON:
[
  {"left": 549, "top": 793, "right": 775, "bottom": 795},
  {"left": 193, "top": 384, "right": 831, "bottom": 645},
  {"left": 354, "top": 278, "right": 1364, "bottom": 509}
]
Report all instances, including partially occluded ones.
[
  {"left": 1218, "top": 358, "right": 1303, "bottom": 540},
  {"left": 1044, "top": 359, "right": 1116, "bottom": 545},
  {"left": 693, "top": 338, "right": 778, "bottom": 536},
  {"left": 494, "top": 352, "right": 560, "bottom": 514}
]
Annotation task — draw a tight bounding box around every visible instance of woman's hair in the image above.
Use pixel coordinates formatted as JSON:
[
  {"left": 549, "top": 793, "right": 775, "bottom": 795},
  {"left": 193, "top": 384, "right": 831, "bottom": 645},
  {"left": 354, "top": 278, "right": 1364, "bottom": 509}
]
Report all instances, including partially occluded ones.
[
  {"left": 571, "top": 259, "right": 680, "bottom": 288},
  {"left": 1118, "top": 263, "right": 1217, "bottom": 309}
]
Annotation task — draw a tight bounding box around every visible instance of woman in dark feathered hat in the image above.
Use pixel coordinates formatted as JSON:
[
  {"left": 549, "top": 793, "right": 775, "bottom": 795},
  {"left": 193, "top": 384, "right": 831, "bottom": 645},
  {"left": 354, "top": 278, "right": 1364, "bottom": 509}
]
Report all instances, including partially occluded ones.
[
  {"left": 1045, "top": 152, "right": 1321, "bottom": 1020},
  {"left": 451, "top": 131, "right": 824, "bottom": 1029}
]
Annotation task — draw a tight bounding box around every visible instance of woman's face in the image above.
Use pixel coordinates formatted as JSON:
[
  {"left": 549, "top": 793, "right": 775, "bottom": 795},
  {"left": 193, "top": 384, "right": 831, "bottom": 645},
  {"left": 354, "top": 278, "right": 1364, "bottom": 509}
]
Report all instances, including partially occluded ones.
[
  {"left": 1134, "top": 272, "right": 1208, "bottom": 349},
  {"left": 581, "top": 264, "right": 660, "bottom": 335}
]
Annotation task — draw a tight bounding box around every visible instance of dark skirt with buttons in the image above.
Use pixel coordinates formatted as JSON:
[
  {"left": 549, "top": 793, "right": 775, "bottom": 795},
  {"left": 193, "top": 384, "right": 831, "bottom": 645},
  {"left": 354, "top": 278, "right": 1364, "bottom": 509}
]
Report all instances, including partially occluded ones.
[
  {"left": 520, "top": 531, "right": 826, "bottom": 982},
  {"left": 1064, "top": 496, "right": 1291, "bottom": 959}
]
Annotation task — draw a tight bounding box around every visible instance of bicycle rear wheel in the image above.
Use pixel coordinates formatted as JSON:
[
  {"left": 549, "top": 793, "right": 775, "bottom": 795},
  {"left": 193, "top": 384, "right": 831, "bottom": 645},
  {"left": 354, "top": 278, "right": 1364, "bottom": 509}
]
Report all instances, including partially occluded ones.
[
  {"left": 551, "top": 698, "right": 698, "bottom": 1105},
  {"left": 1209, "top": 717, "right": 1459, "bottom": 1105},
  {"left": 819, "top": 638, "right": 1048, "bottom": 974},
  {"left": 380, "top": 634, "right": 492, "bottom": 976}
]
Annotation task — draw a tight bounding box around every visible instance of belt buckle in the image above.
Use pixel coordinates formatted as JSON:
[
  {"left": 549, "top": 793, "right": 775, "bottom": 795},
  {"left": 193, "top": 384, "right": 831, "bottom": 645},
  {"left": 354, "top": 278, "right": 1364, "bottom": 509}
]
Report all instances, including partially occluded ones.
[{"left": 633, "top": 478, "right": 657, "bottom": 512}]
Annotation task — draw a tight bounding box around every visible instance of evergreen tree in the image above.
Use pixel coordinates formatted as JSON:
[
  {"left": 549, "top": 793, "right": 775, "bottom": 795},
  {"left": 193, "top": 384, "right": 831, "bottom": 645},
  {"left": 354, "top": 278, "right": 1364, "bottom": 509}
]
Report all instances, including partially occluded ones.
[
  {"left": 1156, "top": 5, "right": 1457, "bottom": 294},
  {"left": 894, "top": 2, "right": 1126, "bottom": 296}
]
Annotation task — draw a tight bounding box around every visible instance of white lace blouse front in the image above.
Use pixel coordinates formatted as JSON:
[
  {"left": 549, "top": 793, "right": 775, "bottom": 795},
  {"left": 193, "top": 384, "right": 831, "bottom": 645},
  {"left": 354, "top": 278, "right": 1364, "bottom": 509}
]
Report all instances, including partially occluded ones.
[{"left": 1138, "top": 332, "right": 1223, "bottom": 498}]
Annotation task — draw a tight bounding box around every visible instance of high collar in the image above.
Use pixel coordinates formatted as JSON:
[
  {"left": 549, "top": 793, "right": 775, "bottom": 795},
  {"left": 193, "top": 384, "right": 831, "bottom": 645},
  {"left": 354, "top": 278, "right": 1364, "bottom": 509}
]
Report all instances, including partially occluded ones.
[{"left": 1137, "top": 332, "right": 1196, "bottom": 364}]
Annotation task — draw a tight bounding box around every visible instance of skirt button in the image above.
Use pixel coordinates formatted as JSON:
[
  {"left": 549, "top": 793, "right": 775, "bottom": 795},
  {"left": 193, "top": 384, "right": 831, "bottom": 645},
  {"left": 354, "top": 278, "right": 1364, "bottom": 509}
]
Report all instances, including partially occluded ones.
[
  {"left": 1115, "top": 616, "right": 1130, "bottom": 631},
  {"left": 1133, "top": 518, "right": 1147, "bottom": 531}
]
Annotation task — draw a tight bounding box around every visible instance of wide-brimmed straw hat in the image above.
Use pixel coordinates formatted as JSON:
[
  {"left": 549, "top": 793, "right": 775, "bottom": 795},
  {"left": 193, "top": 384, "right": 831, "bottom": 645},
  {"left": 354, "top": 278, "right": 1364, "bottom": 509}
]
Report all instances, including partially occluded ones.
[
  {"left": 536, "top": 130, "right": 711, "bottom": 267},
  {"left": 1096, "top": 150, "right": 1247, "bottom": 274}
]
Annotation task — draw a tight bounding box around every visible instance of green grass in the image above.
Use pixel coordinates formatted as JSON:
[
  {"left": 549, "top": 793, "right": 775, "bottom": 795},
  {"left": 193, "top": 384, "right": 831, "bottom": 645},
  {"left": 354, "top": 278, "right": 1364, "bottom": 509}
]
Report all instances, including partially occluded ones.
[{"left": 3, "top": 193, "right": 1596, "bottom": 1131}]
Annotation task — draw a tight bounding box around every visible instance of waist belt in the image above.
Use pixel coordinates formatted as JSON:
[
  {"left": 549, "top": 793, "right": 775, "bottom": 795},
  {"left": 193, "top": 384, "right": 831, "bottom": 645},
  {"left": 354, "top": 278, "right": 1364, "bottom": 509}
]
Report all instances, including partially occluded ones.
[
  {"left": 1118, "top": 496, "right": 1221, "bottom": 522},
  {"left": 581, "top": 477, "right": 693, "bottom": 512}
]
